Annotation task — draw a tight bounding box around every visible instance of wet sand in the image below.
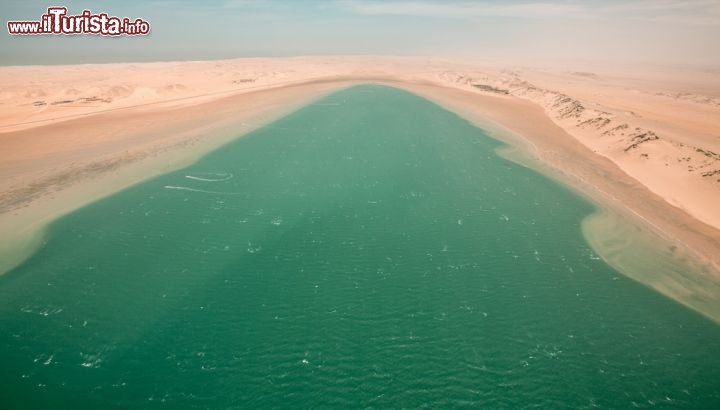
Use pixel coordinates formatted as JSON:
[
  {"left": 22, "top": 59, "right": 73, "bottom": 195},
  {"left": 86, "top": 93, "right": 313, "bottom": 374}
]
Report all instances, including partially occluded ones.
[{"left": 0, "top": 80, "right": 354, "bottom": 274}]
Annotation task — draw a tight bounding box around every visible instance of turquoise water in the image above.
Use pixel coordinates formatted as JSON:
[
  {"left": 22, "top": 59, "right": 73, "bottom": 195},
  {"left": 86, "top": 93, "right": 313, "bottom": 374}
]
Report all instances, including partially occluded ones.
[{"left": 1, "top": 85, "right": 719, "bottom": 408}]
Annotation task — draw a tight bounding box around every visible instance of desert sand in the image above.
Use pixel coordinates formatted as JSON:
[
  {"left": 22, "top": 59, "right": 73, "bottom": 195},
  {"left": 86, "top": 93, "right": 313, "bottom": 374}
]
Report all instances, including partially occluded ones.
[{"left": 1, "top": 56, "right": 719, "bottom": 318}]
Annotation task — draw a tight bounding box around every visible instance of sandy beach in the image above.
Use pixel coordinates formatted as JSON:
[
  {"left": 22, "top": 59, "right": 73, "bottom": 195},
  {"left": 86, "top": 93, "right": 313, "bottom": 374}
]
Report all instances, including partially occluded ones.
[{"left": 1, "top": 56, "right": 719, "bottom": 318}]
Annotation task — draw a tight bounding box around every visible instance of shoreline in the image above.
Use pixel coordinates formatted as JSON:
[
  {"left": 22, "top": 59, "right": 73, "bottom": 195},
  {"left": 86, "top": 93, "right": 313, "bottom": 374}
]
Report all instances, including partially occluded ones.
[
  {"left": 1, "top": 65, "right": 719, "bottom": 320},
  {"left": 0, "top": 80, "right": 355, "bottom": 274},
  {"left": 399, "top": 81, "right": 720, "bottom": 265}
]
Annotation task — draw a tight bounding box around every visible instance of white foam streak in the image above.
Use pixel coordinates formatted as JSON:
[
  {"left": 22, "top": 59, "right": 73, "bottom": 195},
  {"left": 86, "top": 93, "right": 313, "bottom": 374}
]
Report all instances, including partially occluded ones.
[
  {"left": 185, "top": 172, "right": 233, "bottom": 182},
  {"left": 164, "top": 186, "right": 242, "bottom": 196}
]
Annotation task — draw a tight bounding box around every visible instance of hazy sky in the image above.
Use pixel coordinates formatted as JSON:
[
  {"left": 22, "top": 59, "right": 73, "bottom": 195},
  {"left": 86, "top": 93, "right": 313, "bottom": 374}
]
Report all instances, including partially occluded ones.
[{"left": 2, "top": 0, "right": 719, "bottom": 66}]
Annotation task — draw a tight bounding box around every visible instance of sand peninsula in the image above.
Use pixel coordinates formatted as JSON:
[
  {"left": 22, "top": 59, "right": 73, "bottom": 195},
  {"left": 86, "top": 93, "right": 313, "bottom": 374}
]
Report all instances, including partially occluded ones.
[{"left": 1, "top": 56, "right": 719, "bottom": 320}]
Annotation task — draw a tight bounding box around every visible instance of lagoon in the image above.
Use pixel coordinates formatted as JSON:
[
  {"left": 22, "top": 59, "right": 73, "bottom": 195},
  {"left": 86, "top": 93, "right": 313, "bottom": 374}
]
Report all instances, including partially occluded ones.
[{"left": 1, "top": 85, "right": 719, "bottom": 408}]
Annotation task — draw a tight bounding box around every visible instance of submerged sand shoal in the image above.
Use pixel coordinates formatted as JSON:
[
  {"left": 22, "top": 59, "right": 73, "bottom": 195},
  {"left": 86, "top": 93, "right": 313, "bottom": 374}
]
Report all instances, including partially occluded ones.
[{"left": 1, "top": 57, "right": 719, "bottom": 321}]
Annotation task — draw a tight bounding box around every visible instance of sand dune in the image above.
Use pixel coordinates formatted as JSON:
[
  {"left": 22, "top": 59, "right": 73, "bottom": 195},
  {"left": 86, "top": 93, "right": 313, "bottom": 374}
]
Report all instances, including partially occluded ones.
[{"left": 432, "top": 65, "right": 720, "bottom": 229}]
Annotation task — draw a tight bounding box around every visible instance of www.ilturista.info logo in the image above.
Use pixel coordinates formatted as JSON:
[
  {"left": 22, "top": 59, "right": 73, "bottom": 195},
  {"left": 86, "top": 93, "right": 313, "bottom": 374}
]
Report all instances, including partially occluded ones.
[{"left": 7, "top": 7, "right": 151, "bottom": 36}]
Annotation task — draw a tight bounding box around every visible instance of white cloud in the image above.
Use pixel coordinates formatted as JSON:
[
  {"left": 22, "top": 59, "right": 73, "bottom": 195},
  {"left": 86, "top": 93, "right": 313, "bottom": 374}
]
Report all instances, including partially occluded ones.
[
  {"left": 610, "top": 0, "right": 720, "bottom": 25},
  {"left": 334, "top": 1, "right": 588, "bottom": 19},
  {"left": 601, "top": 0, "right": 720, "bottom": 13},
  {"left": 332, "top": 0, "right": 720, "bottom": 25}
]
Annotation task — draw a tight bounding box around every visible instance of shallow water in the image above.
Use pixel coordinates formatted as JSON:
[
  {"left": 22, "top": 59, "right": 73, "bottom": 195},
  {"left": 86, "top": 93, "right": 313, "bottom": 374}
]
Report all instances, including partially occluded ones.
[{"left": 1, "top": 85, "right": 719, "bottom": 408}]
